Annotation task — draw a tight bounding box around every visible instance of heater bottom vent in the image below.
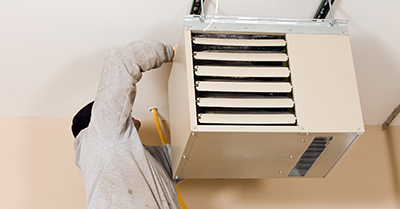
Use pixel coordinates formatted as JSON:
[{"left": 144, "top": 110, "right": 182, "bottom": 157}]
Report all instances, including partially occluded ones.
[{"left": 288, "top": 136, "right": 333, "bottom": 177}]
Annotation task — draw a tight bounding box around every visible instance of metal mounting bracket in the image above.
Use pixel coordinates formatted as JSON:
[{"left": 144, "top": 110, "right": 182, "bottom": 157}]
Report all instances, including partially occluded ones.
[
  {"left": 314, "top": 0, "right": 336, "bottom": 20},
  {"left": 191, "top": 0, "right": 337, "bottom": 24},
  {"left": 382, "top": 103, "right": 400, "bottom": 131},
  {"left": 190, "top": 0, "right": 206, "bottom": 21}
]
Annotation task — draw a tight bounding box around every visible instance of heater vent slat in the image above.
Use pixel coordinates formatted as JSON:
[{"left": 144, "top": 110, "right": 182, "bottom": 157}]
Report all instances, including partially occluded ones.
[
  {"left": 192, "top": 33, "right": 285, "bottom": 40},
  {"left": 196, "top": 81, "right": 292, "bottom": 93},
  {"left": 198, "top": 113, "right": 296, "bottom": 125},
  {"left": 194, "top": 51, "right": 288, "bottom": 62},
  {"left": 192, "top": 32, "right": 296, "bottom": 126},
  {"left": 193, "top": 38, "right": 287, "bottom": 47},
  {"left": 195, "top": 66, "right": 290, "bottom": 78},
  {"left": 197, "top": 98, "right": 294, "bottom": 108}
]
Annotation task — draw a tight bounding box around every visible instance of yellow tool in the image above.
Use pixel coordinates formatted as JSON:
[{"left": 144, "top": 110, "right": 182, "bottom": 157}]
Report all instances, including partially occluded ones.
[{"left": 149, "top": 107, "right": 188, "bottom": 209}]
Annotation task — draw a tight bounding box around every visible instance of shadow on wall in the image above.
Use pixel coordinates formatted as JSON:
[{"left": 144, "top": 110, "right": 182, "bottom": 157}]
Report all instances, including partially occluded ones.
[
  {"left": 180, "top": 179, "right": 267, "bottom": 208},
  {"left": 138, "top": 119, "right": 171, "bottom": 146}
]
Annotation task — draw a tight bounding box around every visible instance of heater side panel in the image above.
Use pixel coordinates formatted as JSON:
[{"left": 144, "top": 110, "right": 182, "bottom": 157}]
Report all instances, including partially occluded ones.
[{"left": 168, "top": 29, "right": 195, "bottom": 176}]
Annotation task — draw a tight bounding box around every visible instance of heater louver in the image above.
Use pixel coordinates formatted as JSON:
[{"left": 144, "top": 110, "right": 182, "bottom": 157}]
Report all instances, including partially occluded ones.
[
  {"left": 191, "top": 33, "right": 296, "bottom": 125},
  {"left": 288, "top": 137, "right": 334, "bottom": 177}
]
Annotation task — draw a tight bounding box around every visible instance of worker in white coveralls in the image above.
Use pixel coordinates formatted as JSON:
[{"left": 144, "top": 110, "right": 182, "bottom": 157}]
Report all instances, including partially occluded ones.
[{"left": 71, "top": 40, "right": 182, "bottom": 209}]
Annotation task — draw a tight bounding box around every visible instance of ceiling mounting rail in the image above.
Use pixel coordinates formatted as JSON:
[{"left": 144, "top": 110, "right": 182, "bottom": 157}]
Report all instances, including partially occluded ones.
[
  {"left": 314, "top": 0, "right": 336, "bottom": 19},
  {"left": 190, "top": 0, "right": 206, "bottom": 15}
]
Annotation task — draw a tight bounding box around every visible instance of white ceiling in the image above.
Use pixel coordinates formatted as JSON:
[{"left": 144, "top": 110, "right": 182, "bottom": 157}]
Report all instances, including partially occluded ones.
[{"left": 1, "top": 0, "right": 399, "bottom": 126}]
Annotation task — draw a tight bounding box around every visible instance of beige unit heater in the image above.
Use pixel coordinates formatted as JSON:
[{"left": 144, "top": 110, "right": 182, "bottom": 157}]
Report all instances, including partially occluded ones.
[{"left": 168, "top": 16, "right": 364, "bottom": 178}]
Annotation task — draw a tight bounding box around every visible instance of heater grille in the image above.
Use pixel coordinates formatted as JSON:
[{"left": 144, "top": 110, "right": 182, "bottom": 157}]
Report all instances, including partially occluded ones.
[
  {"left": 288, "top": 136, "right": 334, "bottom": 177},
  {"left": 192, "top": 32, "right": 296, "bottom": 125}
]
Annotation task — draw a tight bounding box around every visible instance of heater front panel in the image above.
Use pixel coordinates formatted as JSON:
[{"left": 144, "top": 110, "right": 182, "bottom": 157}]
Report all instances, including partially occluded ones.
[{"left": 169, "top": 29, "right": 364, "bottom": 178}]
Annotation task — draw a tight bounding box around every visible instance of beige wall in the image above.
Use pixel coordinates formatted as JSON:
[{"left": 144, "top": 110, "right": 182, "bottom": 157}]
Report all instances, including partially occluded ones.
[
  {"left": 0, "top": 116, "right": 399, "bottom": 209},
  {"left": 0, "top": 117, "right": 86, "bottom": 209}
]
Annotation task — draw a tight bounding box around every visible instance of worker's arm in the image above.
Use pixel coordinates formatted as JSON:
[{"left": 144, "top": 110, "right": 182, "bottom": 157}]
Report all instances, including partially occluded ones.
[{"left": 90, "top": 41, "right": 174, "bottom": 140}]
